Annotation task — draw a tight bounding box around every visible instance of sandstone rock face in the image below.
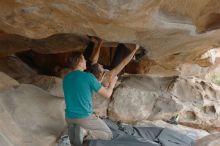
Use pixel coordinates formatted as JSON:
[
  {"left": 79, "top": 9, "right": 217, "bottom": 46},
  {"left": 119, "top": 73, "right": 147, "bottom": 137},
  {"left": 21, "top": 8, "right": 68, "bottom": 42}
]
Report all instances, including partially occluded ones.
[
  {"left": 135, "top": 48, "right": 220, "bottom": 77},
  {"left": 103, "top": 75, "right": 220, "bottom": 132},
  {"left": 0, "top": 0, "right": 220, "bottom": 75},
  {"left": 26, "top": 75, "right": 64, "bottom": 97},
  {"left": 93, "top": 93, "right": 110, "bottom": 117},
  {"left": 0, "top": 72, "right": 19, "bottom": 92},
  {"left": 194, "top": 133, "right": 220, "bottom": 146},
  {"left": 0, "top": 56, "right": 64, "bottom": 97},
  {"left": 0, "top": 33, "right": 88, "bottom": 57},
  {"left": 0, "top": 55, "right": 37, "bottom": 82},
  {"left": 1, "top": 0, "right": 220, "bottom": 38},
  {"left": 30, "top": 34, "right": 88, "bottom": 54},
  {"left": 0, "top": 33, "right": 31, "bottom": 57},
  {"left": 107, "top": 75, "right": 180, "bottom": 122},
  {"left": 0, "top": 54, "right": 64, "bottom": 95},
  {"left": 0, "top": 80, "right": 65, "bottom": 146}
]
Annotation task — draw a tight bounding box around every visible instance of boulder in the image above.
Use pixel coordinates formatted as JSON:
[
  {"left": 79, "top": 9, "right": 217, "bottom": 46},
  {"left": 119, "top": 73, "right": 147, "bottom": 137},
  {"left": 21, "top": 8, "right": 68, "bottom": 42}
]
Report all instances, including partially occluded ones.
[
  {"left": 0, "top": 55, "right": 37, "bottom": 82},
  {"left": 107, "top": 75, "right": 220, "bottom": 132},
  {"left": 194, "top": 133, "right": 220, "bottom": 146},
  {"left": 0, "top": 72, "right": 19, "bottom": 92},
  {"left": 0, "top": 84, "right": 65, "bottom": 146},
  {"left": 26, "top": 75, "right": 64, "bottom": 97}
]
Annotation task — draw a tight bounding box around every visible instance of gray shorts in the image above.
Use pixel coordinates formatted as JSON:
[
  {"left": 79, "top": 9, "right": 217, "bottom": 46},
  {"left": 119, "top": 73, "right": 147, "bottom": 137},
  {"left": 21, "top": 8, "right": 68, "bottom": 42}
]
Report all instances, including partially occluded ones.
[{"left": 66, "top": 114, "right": 113, "bottom": 140}]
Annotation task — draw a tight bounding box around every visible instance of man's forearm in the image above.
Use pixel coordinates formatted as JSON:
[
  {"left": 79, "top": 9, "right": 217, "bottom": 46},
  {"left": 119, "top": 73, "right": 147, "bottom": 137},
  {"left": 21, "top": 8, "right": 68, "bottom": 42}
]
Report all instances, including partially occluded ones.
[
  {"left": 90, "top": 41, "right": 102, "bottom": 64},
  {"left": 105, "top": 87, "right": 114, "bottom": 98},
  {"left": 103, "top": 80, "right": 116, "bottom": 98},
  {"left": 111, "top": 48, "right": 137, "bottom": 76}
]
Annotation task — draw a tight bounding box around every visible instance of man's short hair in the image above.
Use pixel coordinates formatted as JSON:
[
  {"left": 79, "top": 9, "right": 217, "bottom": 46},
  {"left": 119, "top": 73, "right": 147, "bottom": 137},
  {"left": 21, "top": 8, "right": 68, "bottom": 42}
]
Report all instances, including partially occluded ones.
[
  {"left": 89, "top": 63, "right": 104, "bottom": 80},
  {"left": 68, "top": 52, "right": 83, "bottom": 69}
]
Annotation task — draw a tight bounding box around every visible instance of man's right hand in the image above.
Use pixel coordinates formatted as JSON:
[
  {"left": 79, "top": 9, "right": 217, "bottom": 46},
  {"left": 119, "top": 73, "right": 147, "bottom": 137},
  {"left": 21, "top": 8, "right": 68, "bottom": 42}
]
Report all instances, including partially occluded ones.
[
  {"left": 98, "top": 75, "right": 118, "bottom": 98},
  {"left": 125, "top": 43, "right": 140, "bottom": 51},
  {"left": 90, "top": 36, "right": 103, "bottom": 44},
  {"left": 134, "top": 44, "right": 140, "bottom": 50}
]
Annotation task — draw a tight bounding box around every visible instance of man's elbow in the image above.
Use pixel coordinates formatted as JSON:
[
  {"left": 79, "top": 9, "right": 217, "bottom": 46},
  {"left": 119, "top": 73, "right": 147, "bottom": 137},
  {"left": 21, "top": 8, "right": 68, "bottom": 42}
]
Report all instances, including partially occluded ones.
[
  {"left": 103, "top": 91, "right": 112, "bottom": 98},
  {"left": 98, "top": 87, "right": 113, "bottom": 98},
  {"left": 106, "top": 92, "right": 112, "bottom": 98}
]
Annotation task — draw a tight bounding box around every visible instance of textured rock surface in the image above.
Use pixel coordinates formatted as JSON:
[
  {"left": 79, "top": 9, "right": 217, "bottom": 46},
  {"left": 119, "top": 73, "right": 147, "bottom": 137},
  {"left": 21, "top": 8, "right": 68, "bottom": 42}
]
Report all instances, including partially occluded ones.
[
  {"left": 108, "top": 75, "right": 180, "bottom": 122},
  {"left": 93, "top": 93, "right": 111, "bottom": 117},
  {"left": 1, "top": 0, "right": 220, "bottom": 75},
  {"left": 0, "top": 79, "right": 65, "bottom": 146},
  {"left": 134, "top": 48, "right": 220, "bottom": 76},
  {"left": 1, "top": 0, "right": 220, "bottom": 38},
  {"left": 25, "top": 75, "right": 64, "bottom": 97},
  {"left": 102, "top": 75, "right": 220, "bottom": 132},
  {"left": 0, "top": 33, "right": 88, "bottom": 57},
  {"left": 0, "top": 72, "right": 19, "bottom": 92},
  {"left": 0, "top": 55, "right": 64, "bottom": 97},
  {"left": 0, "top": 33, "right": 31, "bottom": 57},
  {"left": 30, "top": 34, "right": 88, "bottom": 54},
  {"left": 194, "top": 133, "right": 220, "bottom": 146},
  {"left": 0, "top": 55, "right": 37, "bottom": 81}
]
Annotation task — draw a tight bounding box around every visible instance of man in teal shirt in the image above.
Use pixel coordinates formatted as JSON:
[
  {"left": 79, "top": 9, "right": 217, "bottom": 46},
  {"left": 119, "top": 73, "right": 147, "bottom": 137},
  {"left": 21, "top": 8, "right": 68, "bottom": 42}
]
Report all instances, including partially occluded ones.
[{"left": 63, "top": 52, "right": 118, "bottom": 146}]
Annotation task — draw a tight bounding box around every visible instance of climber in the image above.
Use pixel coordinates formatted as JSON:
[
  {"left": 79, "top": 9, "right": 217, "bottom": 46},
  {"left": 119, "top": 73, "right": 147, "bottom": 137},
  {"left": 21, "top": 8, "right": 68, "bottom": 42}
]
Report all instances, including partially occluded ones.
[
  {"left": 88, "top": 36, "right": 140, "bottom": 87},
  {"left": 63, "top": 52, "right": 118, "bottom": 146}
]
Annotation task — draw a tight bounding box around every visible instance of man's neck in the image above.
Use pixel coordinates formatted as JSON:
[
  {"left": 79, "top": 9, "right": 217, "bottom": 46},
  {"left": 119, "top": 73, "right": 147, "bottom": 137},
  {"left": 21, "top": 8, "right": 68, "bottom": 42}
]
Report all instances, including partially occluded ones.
[{"left": 74, "top": 66, "right": 84, "bottom": 71}]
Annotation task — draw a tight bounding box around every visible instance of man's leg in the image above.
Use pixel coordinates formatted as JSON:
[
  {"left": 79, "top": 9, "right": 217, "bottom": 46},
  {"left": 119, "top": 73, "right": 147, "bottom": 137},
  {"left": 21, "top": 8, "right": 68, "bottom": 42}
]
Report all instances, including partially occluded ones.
[
  {"left": 68, "top": 124, "right": 84, "bottom": 146},
  {"left": 66, "top": 114, "right": 113, "bottom": 140}
]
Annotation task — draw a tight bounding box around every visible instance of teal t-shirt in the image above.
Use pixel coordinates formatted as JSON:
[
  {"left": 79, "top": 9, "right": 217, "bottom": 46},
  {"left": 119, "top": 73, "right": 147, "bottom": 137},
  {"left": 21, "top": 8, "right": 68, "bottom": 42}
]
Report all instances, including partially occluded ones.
[{"left": 63, "top": 70, "right": 102, "bottom": 119}]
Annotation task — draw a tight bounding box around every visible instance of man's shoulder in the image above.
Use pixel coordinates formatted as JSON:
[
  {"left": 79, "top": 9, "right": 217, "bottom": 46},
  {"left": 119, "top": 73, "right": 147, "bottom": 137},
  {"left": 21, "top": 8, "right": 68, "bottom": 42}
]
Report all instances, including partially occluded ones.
[
  {"left": 84, "top": 71, "right": 96, "bottom": 78},
  {"left": 66, "top": 70, "right": 85, "bottom": 76},
  {"left": 73, "top": 71, "right": 95, "bottom": 79},
  {"left": 63, "top": 70, "right": 96, "bottom": 81},
  {"left": 63, "top": 70, "right": 75, "bottom": 78}
]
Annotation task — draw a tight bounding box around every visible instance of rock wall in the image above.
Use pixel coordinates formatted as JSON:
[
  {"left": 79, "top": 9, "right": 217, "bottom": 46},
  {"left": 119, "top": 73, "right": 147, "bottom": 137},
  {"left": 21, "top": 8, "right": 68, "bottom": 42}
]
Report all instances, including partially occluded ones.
[
  {"left": 0, "top": 72, "right": 65, "bottom": 146},
  {"left": 94, "top": 75, "right": 220, "bottom": 132}
]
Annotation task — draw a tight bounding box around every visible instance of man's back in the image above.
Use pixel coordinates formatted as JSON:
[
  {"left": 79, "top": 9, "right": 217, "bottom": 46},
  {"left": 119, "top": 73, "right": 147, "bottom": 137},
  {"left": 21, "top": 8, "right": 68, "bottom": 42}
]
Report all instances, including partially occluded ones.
[{"left": 63, "top": 70, "right": 101, "bottom": 119}]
